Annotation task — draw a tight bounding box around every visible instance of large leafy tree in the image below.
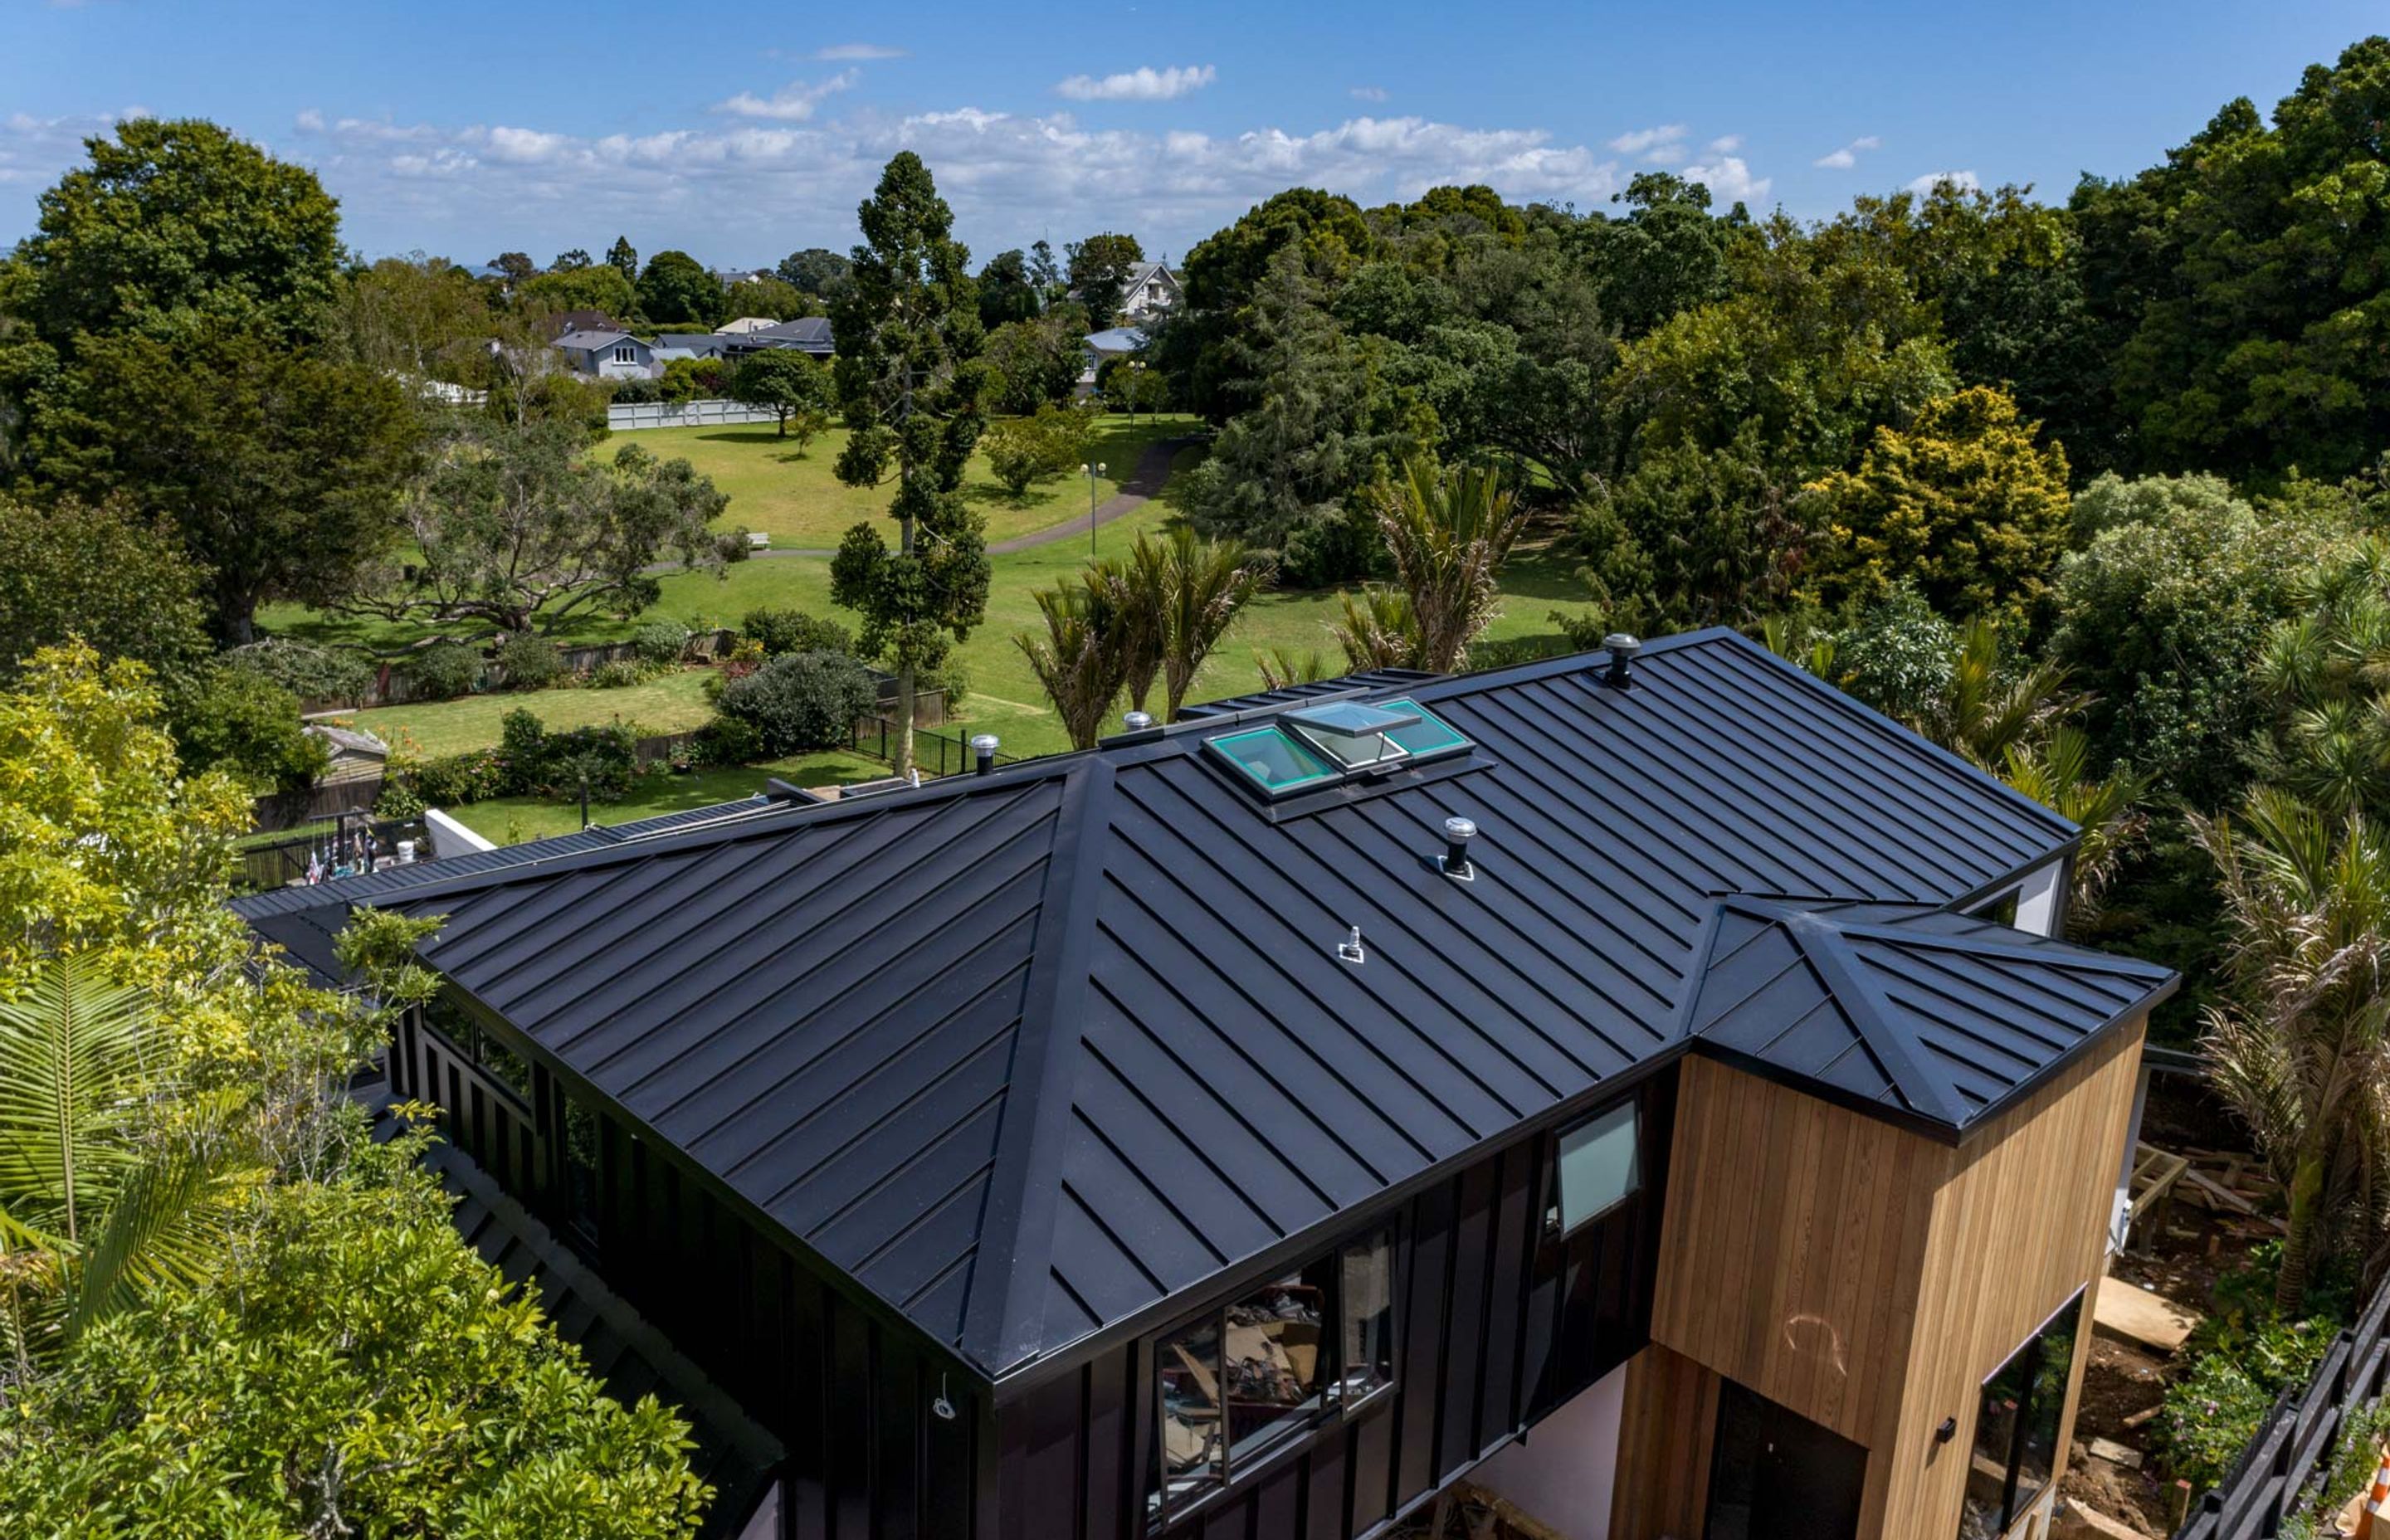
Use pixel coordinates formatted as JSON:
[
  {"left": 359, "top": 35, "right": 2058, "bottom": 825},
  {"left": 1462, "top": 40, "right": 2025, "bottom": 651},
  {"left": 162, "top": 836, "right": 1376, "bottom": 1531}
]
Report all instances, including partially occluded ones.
[
  {"left": 1571, "top": 425, "right": 1807, "bottom": 632},
  {"left": 339, "top": 254, "right": 513, "bottom": 389},
  {"left": 1066, "top": 231, "right": 1145, "bottom": 325},
  {"left": 977, "top": 248, "right": 1044, "bottom": 329},
  {"left": 729, "top": 348, "right": 832, "bottom": 439},
  {"left": 0, "top": 494, "right": 211, "bottom": 688},
  {"left": 1804, "top": 385, "right": 2071, "bottom": 626},
  {"left": 347, "top": 421, "right": 739, "bottom": 640},
  {"left": 605, "top": 236, "right": 639, "bottom": 285},
  {"left": 826, "top": 152, "right": 991, "bottom": 777},
  {"left": 519, "top": 261, "right": 636, "bottom": 319},
  {"left": 635, "top": 250, "right": 726, "bottom": 328},
  {"left": 1578, "top": 172, "right": 1741, "bottom": 339},
  {"left": 777, "top": 246, "right": 854, "bottom": 300},
  {"left": 24, "top": 328, "right": 425, "bottom": 644},
  {"left": 8, "top": 117, "right": 342, "bottom": 351}
]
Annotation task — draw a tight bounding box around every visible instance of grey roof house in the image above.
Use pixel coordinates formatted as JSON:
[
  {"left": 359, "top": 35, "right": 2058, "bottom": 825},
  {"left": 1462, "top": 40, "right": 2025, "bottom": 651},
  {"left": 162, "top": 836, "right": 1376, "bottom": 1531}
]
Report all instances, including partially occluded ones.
[{"left": 233, "top": 630, "right": 2173, "bottom": 1540}]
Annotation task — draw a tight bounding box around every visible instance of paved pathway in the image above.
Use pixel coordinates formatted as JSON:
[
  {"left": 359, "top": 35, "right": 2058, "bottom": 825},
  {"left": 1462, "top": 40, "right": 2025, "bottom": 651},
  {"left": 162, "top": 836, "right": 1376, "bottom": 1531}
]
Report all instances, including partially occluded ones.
[{"left": 681, "top": 433, "right": 1199, "bottom": 565}]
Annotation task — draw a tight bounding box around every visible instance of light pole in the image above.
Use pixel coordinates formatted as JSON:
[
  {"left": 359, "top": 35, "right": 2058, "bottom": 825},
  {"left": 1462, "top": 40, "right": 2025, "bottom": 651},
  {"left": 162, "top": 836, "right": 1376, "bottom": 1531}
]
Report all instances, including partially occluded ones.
[
  {"left": 1128, "top": 359, "right": 1145, "bottom": 426},
  {"left": 1082, "top": 461, "right": 1108, "bottom": 557}
]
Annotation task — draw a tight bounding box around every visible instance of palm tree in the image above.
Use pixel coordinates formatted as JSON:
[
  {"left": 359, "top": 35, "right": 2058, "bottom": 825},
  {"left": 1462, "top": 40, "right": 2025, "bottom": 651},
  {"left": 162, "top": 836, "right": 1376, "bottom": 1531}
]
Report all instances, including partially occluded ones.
[
  {"left": 2254, "top": 544, "right": 2390, "bottom": 816},
  {"left": 1151, "top": 528, "right": 1264, "bottom": 719},
  {"left": 1330, "top": 587, "right": 1421, "bottom": 672},
  {"left": 1911, "top": 617, "right": 2080, "bottom": 770},
  {"left": 2002, "top": 726, "right": 2149, "bottom": 927},
  {"left": 1373, "top": 456, "right": 1529, "bottom": 673},
  {"left": 2193, "top": 788, "right": 2390, "bottom": 1314},
  {"left": 1254, "top": 648, "right": 1329, "bottom": 691},
  {"left": 1014, "top": 575, "right": 1130, "bottom": 751},
  {"left": 0, "top": 953, "right": 249, "bottom": 1363},
  {"left": 1114, "top": 537, "right": 1170, "bottom": 718}
]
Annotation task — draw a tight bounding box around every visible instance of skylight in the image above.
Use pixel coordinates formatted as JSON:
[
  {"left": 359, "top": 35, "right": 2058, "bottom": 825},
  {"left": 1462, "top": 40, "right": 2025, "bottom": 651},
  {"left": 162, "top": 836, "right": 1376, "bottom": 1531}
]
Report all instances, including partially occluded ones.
[{"left": 1203, "top": 698, "right": 1474, "bottom": 802}]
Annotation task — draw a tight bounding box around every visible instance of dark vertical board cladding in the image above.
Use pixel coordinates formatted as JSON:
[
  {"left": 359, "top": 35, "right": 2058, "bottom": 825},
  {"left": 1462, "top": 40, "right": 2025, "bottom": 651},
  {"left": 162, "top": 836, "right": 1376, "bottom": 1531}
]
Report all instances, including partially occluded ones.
[
  {"left": 1348, "top": 1406, "right": 1395, "bottom": 1531},
  {"left": 787, "top": 1274, "right": 830, "bottom": 1538},
  {"left": 1394, "top": 1176, "right": 1456, "bottom": 1503},
  {"left": 831, "top": 1317, "right": 874, "bottom": 1539},
  {"left": 1481, "top": 1144, "right": 1534, "bottom": 1440},
  {"left": 1305, "top": 1424, "right": 1349, "bottom": 1540},
  {"left": 1437, "top": 1160, "right": 1497, "bottom": 1479},
  {"left": 874, "top": 1334, "right": 920, "bottom": 1540},
  {"left": 1085, "top": 1351, "right": 1134, "bottom": 1534}
]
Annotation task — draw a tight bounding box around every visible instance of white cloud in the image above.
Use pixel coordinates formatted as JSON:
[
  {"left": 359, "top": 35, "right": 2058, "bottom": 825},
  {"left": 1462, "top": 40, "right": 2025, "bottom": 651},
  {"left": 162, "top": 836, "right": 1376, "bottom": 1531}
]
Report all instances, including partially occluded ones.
[
  {"left": 814, "top": 42, "right": 905, "bottom": 61},
  {"left": 1055, "top": 65, "right": 1216, "bottom": 102},
  {"left": 1906, "top": 168, "right": 1980, "bottom": 196},
  {"left": 1706, "top": 134, "right": 1742, "bottom": 154},
  {"left": 0, "top": 106, "right": 148, "bottom": 189},
  {"left": 1813, "top": 134, "right": 1881, "bottom": 169},
  {"left": 1607, "top": 123, "right": 1685, "bottom": 158},
  {"left": 1350, "top": 85, "right": 1388, "bottom": 102},
  {"left": 1680, "top": 154, "right": 1771, "bottom": 205},
  {"left": 715, "top": 70, "right": 858, "bottom": 122}
]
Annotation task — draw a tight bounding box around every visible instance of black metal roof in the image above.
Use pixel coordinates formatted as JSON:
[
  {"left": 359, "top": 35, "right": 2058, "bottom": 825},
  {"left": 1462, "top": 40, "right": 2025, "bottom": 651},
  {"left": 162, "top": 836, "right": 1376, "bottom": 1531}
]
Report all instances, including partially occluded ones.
[{"left": 235, "top": 629, "right": 2173, "bottom": 1382}]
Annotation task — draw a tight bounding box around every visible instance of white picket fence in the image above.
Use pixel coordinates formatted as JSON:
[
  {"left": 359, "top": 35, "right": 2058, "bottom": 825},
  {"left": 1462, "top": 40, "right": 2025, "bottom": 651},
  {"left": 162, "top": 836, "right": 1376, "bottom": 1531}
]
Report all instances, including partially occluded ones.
[{"left": 607, "top": 398, "right": 782, "bottom": 431}]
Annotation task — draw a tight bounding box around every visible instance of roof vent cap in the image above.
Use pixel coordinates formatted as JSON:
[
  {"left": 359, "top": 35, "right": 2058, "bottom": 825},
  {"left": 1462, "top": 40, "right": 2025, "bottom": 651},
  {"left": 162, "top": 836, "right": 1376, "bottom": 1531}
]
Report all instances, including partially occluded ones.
[
  {"left": 1123, "top": 710, "right": 1154, "bottom": 733},
  {"left": 1602, "top": 634, "right": 1641, "bottom": 689},
  {"left": 1441, "top": 816, "right": 1477, "bottom": 880}
]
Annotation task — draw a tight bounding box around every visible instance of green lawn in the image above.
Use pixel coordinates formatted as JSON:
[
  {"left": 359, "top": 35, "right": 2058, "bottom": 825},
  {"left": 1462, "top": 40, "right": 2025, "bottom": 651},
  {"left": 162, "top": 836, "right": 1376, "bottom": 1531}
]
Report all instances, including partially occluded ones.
[
  {"left": 447, "top": 750, "right": 888, "bottom": 844},
  {"left": 342, "top": 668, "right": 719, "bottom": 758},
  {"left": 612, "top": 412, "right": 1197, "bottom": 548},
  {"left": 267, "top": 440, "right": 1605, "bottom": 766}
]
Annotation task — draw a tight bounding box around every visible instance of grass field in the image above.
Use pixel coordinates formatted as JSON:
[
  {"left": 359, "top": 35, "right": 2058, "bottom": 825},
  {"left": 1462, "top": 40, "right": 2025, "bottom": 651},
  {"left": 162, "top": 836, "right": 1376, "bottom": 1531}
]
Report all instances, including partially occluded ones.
[
  {"left": 268, "top": 440, "right": 1605, "bottom": 764},
  {"left": 446, "top": 750, "right": 887, "bottom": 843},
  {"left": 611, "top": 412, "right": 1196, "bottom": 548},
  {"left": 342, "top": 668, "right": 718, "bottom": 758}
]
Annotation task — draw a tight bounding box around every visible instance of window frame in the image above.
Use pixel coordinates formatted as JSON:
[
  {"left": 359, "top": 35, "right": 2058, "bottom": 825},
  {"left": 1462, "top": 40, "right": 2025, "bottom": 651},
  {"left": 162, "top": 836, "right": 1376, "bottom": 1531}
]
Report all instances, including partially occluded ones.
[
  {"left": 1550, "top": 1097, "right": 1643, "bottom": 1239},
  {"left": 1968, "top": 887, "right": 2023, "bottom": 928},
  {"left": 1148, "top": 1221, "right": 1401, "bottom": 1528},
  {"left": 1960, "top": 1287, "right": 2087, "bottom": 1539}
]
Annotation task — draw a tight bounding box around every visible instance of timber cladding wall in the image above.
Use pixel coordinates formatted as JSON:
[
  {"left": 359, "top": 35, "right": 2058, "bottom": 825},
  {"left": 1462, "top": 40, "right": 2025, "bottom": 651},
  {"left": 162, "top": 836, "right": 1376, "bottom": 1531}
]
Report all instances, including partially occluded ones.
[{"left": 1614, "top": 1023, "right": 2145, "bottom": 1540}]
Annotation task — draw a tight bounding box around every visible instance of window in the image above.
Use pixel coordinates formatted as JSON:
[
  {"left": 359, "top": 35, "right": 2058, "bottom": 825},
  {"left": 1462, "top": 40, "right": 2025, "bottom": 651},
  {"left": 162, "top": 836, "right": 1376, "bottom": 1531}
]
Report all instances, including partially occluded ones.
[
  {"left": 561, "top": 1097, "right": 602, "bottom": 1248},
  {"left": 421, "top": 996, "right": 529, "bottom": 1099},
  {"left": 1960, "top": 1291, "right": 2084, "bottom": 1540},
  {"left": 1202, "top": 699, "right": 1474, "bottom": 803},
  {"left": 1151, "top": 1226, "right": 1396, "bottom": 1523},
  {"left": 1554, "top": 1099, "right": 1641, "bottom": 1235},
  {"left": 1969, "top": 888, "right": 2022, "bottom": 928},
  {"left": 613, "top": 344, "right": 635, "bottom": 364}
]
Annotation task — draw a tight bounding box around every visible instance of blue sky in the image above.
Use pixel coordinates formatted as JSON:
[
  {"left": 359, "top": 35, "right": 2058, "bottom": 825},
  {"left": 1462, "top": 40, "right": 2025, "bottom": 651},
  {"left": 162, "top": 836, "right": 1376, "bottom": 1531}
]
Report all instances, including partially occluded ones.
[{"left": 2, "top": 1, "right": 2381, "bottom": 267}]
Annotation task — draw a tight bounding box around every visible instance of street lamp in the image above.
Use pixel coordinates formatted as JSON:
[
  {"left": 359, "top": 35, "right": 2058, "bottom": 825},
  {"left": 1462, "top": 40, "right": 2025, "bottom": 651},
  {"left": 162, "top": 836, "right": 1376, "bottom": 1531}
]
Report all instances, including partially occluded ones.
[
  {"left": 1128, "top": 359, "right": 1146, "bottom": 426},
  {"left": 1082, "top": 461, "right": 1108, "bottom": 557}
]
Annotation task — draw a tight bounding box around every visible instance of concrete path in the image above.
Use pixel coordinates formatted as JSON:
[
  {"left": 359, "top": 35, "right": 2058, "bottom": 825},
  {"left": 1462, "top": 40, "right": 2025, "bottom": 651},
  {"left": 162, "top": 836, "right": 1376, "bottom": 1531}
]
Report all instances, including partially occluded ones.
[{"left": 683, "top": 433, "right": 1199, "bottom": 565}]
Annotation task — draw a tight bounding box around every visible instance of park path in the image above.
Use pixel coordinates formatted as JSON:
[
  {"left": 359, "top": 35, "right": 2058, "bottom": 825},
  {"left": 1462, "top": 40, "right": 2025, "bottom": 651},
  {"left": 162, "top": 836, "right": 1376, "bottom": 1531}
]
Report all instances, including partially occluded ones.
[{"left": 685, "top": 433, "right": 1199, "bottom": 565}]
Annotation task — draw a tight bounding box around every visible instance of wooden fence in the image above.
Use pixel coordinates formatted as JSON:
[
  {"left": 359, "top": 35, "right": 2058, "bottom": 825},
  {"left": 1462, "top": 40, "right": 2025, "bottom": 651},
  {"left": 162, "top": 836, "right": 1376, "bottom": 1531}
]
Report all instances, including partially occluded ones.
[
  {"left": 251, "top": 776, "right": 385, "bottom": 834},
  {"left": 2174, "top": 1267, "right": 2390, "bottom": 1539}
]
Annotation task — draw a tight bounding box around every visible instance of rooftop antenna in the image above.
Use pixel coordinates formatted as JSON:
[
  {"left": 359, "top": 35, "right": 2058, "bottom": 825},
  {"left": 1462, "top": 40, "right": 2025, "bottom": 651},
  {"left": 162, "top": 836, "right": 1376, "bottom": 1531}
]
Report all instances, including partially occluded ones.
[{"left": 1336, "top": 925, "right": 1366, "bottom": 965}]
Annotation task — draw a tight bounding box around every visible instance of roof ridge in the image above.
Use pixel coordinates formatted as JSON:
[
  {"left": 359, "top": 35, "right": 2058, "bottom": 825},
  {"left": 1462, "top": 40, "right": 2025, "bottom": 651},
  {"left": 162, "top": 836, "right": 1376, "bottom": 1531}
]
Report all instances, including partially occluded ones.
[
  {"left": 1775, "top": 907, "right": 1969, "bottom": 1128},
  {"left": 958, "top": 758, "right": 1115, "bottom": 1377},
  {"left": 1832, "top": 917, "right": 2178, "bottom": 978}
]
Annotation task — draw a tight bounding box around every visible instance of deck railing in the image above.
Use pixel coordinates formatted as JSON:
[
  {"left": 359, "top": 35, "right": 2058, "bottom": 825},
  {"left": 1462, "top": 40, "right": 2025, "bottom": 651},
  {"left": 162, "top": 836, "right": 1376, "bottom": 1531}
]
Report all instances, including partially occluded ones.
[{"left": 2174, "top": 1268, "right": 2390, "bottom": 1539}]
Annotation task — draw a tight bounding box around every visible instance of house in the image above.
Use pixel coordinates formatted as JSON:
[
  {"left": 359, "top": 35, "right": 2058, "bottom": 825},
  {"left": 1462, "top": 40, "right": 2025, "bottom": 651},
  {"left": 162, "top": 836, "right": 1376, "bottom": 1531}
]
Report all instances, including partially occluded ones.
[
  {"left": 1122, "top": 259, "right": 1182, "bottom": 321},
  {"left": 653, "top": 333, "right": 739, "bottom": 365},
  {"left": 303, "top": 724, "right": 388, "bottom": 788},
  {"left": 537, "top": 308, "right": 625, "bottom": 340},
  {"left": 231, "top": 630, "right": 2174, "bottom": 1540},
  {"left": 1081, "top": 324, "right": 1148, "bottom": 389},
  {"left": 716, "top": 316, "right": 782, "bottom": 336},
  {"left": 553, "top": 329, "right": 656, "bottom": 380},
  {"left": 725, "top": 314, "right": 836, "bottom": 360},
  {"left": 713, "top": 266, "right": 773, "bottom": 288}
]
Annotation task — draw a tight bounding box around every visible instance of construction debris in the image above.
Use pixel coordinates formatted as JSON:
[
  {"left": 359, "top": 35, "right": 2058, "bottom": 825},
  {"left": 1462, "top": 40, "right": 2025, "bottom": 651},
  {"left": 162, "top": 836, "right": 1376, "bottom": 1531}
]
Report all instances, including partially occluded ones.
[{"left": 2095, "top": 1275, "right": 2201, "bottom": 1354}]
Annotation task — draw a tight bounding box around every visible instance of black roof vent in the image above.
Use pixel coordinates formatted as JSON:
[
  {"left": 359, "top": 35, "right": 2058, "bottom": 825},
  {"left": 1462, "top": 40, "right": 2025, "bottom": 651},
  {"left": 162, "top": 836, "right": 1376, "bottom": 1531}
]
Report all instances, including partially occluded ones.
[
  {"left": 1603, "top": 634, "right": 1641, "bottom": 689},
  {"left": 1441, "top": 816, "right": 1477, "bottom": 880}
]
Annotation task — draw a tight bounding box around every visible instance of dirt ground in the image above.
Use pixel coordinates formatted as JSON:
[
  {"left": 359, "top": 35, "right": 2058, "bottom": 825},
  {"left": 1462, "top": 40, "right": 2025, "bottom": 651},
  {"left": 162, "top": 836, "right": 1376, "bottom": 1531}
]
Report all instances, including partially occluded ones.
[{"left": 2056, "top": 1072, "right": 2270, "bottom": 1539}]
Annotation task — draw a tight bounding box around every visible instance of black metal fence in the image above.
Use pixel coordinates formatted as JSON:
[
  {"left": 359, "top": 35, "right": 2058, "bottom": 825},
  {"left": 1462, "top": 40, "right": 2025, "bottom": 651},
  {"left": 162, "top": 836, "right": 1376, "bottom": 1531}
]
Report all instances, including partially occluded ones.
[
  {"left": 848, "top": 717, "right": 1022, "bottom": 779},
  {"left": 2175, "top": 1267, "right": 2390, "bottom": 1539},
  {"left": 239, "top": 815, "right": 429, "bottom": 892}
]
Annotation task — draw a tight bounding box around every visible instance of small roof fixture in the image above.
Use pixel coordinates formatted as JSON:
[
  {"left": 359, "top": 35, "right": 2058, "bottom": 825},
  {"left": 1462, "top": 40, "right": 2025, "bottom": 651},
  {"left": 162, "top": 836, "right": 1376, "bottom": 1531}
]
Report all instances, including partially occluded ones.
[{"left": 1202, "top": 696, "right": 1475, "bottom": 802}]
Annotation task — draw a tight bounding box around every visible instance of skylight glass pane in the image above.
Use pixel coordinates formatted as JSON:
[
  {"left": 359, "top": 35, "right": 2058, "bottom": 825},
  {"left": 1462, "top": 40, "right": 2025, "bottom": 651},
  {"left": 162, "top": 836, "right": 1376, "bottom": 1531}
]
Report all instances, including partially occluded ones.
[
  {"left": 1206, "top": 728, "right": 1339, "bottom": 798},
  {"left": 1377, "top": 699, "right": 1471, "bottom": 760}
]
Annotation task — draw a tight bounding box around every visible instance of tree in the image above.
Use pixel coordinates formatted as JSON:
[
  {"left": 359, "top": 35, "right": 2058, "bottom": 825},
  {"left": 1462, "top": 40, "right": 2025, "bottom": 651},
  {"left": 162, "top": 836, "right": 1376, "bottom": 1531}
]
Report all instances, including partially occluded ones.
[
  {"left": 1570, "top": 426, "right": 1807, "bottom": 633},
  {"left": 1143, "top": 527, "right": 1264, "bottom": 719},
  {"left": 1329, "top": 587, "right": 1422, "bottom": 671},
  {"left": 826, "top": 152, "right": 991, "bottom": 778},
  {"left": 605, "top": 236, "right": 639, "bottom": 286},
  {"left": 1066, "top": 232, "right": 1145, "bottom": 325},
  {"left": 979, "top": 405, "right": 1090, "bottom": 497},
  {"left": 636, "top": 249, "right": 724, "bottom": 327},
  {"left": 2002, "top": 726, "right": 2148, "bottom": 928},
  {"left": 26, "top": 328, "right": 425, "bottom": 645},
  {"left": 553, "top": 247, "right": 593, "bottom": 270},
  {"left": 339, "top": 254, "right": 514, "bottom": 389},
  {"left": 1581, "top": 173, "right": 1739, "bottom": 339},
  {"left": 1015, "top": 575, "right": 1131, "bottom": 750},
  {"left": 2194, "top": 789, "right": 2390, "bottom": 1315},
  {"left": 729, "top": 348, "right": 832, "bottom": 438},
  {"left": 519, "top": 262, "right": 636, "bottom": 319},
  {"left": 982, "top": 314, "right": 1085, "bottom": 414},
  {"left": 978, "top": 248, "right": 1044, "bottom": 328},
  {"left": 1373, "top": 457, "right": 1529, "bottom": 673},
  {"left": 2251, "top": 541, "right": 2390, "bottom": 821},
  {"left": 490, "top": 251, "right": 537, "bottom": 285},
  {"left": 9, "top": 117, "right": 343, "bottom": 351},
  {"left": 1804, "top": 385, "right": 2071, "bottom": 627},
  {"left": 347, "top": 420, "right": 740, "bottom": 639},
  {"left": 778, "top": 246, "right": 854, "bottom": 300},
  {"left": 718, "top": 651, "right": 879, "bottom": 754},
  {"left": 2055, "top": 474, "right": 2351, "bottom": 806},
  {"left": 166, "top": 661, "right": 329, "bottom": 792},
  {"left": 0, "top": 494, "right": 211, "bottom": 688}
]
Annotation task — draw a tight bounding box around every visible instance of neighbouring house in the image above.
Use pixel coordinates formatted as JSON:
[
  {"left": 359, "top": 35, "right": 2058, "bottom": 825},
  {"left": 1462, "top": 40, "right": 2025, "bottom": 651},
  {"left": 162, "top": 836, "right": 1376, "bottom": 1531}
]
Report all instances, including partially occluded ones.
[
  {"left": 553, "top": 329, "right": 656, "bottom": 380},
  {"left": 713, "top": 266, "right": 773, "bottom": 288},
  {"left": 1121, "top": 259, "right": 1182, "bottom": 322},
  {"left": 1081, "top": 324, "right": 1148, "bottom": 390},
  {"left": 232, "top": 631, "right": 2173, "bottom": 1540},
  {"left": 305, "top": 724, "right": 389, "bottom": 788},
  {"left": 727, "top": 315, "right": 835, "bottom": 360},
  {"left": 716, "top": 316, "right": 782, "bottom": 335},
  {"left": 537, "top": 308, "right": 624, "bottom": 340},
  {"left": 653, "top": 332, "right": 739, "bottom": 365}
]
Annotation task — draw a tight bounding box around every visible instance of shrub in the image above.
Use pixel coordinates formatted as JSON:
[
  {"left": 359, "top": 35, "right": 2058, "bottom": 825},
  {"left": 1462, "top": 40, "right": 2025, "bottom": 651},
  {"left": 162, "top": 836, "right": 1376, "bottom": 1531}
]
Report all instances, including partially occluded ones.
[
  {"left": 1832, "top": 584, "right": 1958, "bottom": 722},
  {"left": 917, "top": 659, "right": 968, "bottom": 710},
  {"left": 611, "top": 375, "right": 662, "bottom": 404},
  {"left": 493, "top": 707, "right": 637, "bottom": 800},
  {"left": 716, "top": 650, "right": 877, "bottom": 754},
  {"left": 980, "top": 405, "right": 1093, "bottom": 498},
  {"left": 692, "top": 713, "right": 764, "bottom": 768},
  {"left": 740, "top": 607, "right": 851, "bottom": 658},
  {"left": 495, "top": 632, "right": 564, "bottom": 691},
  {"left": 409, "top": 750, "right": 505, "bottom": 807},
  {"left": 167, "top": 663, "right": 330, "bottom": 793},
  {"left": 587, "top": 659, "right": 651, "bottom": 690},
  {"left": 632, "top": 619, "right": 690, "bottom": 667},
  {"left": 223, "top": 638, "right": 377, "bottom": 705},
  {"left": 404, "top": 641, "right": 483, "bottom": 701}
]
